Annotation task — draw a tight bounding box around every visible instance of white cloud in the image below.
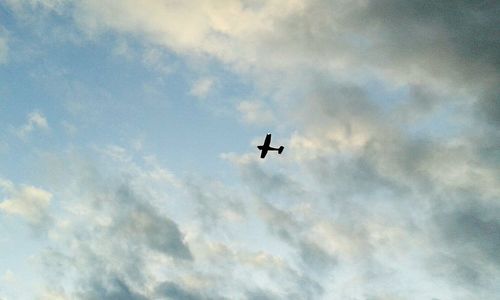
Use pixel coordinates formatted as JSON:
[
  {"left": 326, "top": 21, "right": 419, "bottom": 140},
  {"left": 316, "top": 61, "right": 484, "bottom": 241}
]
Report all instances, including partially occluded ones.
[
  {"left": 1, "top": 270, "right": 15, "bottom": 285},
  {"left": 237, "top": 100, "right": 274, "bottom": 125},
  {"left": 141, "top": 47, "right": 172, "bottom": 74},
  {"left": 0, "top": 179, "right": 52, "bottom": 226},
  {"left": 189, "top": 77, "right": 214, "bottom": 98},
  {"left": 16, "top": 111, "right": 49, "bottom": 138},
  {"left": 37, "top": 289, "right": 69, "bottom": 300}
]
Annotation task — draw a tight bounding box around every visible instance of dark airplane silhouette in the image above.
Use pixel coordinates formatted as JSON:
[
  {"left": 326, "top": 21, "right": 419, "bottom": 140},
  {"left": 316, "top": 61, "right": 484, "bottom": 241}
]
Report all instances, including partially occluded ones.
[{"left": 257, "top": 133, "right": 284, "bottom": 158}]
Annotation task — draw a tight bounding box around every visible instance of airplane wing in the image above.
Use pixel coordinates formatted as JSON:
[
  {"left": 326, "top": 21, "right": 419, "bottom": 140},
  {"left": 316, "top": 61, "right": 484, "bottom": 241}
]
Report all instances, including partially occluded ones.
[
  {"left": 260, "top": 148, "right": 268, "bottom": 158},
  {"left": 264, "top": 134, "right": 271, "bottom": 147}
]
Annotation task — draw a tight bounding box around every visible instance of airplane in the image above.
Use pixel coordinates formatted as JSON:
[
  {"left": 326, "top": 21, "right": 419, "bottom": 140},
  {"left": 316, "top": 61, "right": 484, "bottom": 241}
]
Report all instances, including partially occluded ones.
[{"left": 257, "top": 133, "right": 284, "bottom": 158}]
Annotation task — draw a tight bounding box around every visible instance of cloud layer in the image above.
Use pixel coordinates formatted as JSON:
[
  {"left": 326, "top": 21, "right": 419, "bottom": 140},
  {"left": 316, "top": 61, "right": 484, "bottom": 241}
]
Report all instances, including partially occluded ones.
[{"left": 1, "top": 0, "right": 499, "bottom": 299}]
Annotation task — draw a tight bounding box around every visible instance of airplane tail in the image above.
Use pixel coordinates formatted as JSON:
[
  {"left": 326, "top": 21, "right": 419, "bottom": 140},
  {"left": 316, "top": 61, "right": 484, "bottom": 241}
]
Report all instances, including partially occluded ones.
[{"left": 278, "top": 146, "right": 284, "bottom": 154}]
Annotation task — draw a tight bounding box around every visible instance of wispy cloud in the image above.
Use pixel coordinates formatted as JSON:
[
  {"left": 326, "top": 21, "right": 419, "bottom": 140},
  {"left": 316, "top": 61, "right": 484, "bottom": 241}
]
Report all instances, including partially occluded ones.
[
  {"left": 189, "top": 77, "right": 215, "bottom": 98},
  {"left": 237, "top": 100, "right": 274, "bottom": 125},
  {"left": 16, "top": 111, "right": 49, "bottom": 138}
]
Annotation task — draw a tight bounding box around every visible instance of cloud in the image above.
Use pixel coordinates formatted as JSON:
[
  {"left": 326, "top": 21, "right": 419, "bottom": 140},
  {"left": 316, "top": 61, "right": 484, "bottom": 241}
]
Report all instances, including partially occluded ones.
[
  {"left": 154, "top": 281, "right": 204, "bottom": 300},
  {"left": 6, "top": 1, "right": 497, "bottom": 124},
  {"left": 59, "top": 1, "right": 495, "bottom": 87},
  {"left": 0, "top": 27, "right": 7, "bottom": 64},
  {"left": 237, "top": 100, "right": 274, "bottom": 125},
  {"left": 112, "top": 185, "right": 193, "bottom": 260},
  {"left": 1, "top": 270, "right": 15, "bottom": 285},
  {"left": 184, "top": 176, "right": 246, "bottom": 230},
  {"left": 35, "top": 153, "right": 194, "bottom": 299},
  {"left": 30, "top": 148, "right": 336, "bottom": 299},
  {"left": 189, "top": 77, "right": 215, "bottom": 98},
  {"left": 223, "top": 74, "right": 499, "bottom": 298},
  {"left": 2, "top": 1, "right": 499, "bottom": 299},
  {"left": 141, "top": 47, "right": 172, "bottom": 75},
  {"left": 77, "top": 277, "right": 148, "bottom": 300},
  {"left": 16, "top": 111, "right": 49, "bottom": 138},
  {"left": 245, "top": 288, "right": 279, "bottom": 300},
  {"left": 5, "top": 1, "right": 498, "bottom": 91},
  {"left": 431, "top": 202, "right": 500, "bottom": 281},
  {"left": 37, "top": 289, "right": 69, "bottom": 300},
  {"left": 0, "top": 179, "right": 53, "bottom": 228}
]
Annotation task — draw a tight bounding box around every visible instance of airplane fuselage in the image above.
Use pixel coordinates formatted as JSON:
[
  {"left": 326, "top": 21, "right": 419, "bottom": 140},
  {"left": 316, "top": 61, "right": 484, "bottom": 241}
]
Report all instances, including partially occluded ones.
[{"left": 257, "top": 145, "right": 280, "bottom": 151}]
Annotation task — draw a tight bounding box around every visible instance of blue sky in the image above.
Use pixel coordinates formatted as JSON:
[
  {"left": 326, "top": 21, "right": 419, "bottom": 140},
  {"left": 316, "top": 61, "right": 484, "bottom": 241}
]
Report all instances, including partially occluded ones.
[{"left": 0, "top": 1, "right": 499, "bottom": 299}]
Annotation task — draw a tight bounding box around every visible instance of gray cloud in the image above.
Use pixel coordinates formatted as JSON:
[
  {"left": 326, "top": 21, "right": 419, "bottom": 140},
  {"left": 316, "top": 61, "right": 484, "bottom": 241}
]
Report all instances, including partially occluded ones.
[
  {"left": 442, "top": 205, "right": 500, "bottom": 267},
  {"left": 245, "top": 289, "right": 279, "bottom": 300},
  {"left": 298, "top": 241, "right": 337, "bottom": 273},
  {"left": 78, "top": 276, "right": 147, "bottom": 300},
  {"left": 230, "top": 73, "right": 499, "bottom": 298},
  {"left": 429, "top": 201, "right": 500, "bottom": 293},
  {"left": 154, "top": 281, "right": 205, "bottom": 300},
  {"left": 35, "top": 154, "right": 194, "bottom": 299},
  {"left": 0, "top": 26, "right": 7, "bottom": 64},
  {"left": 34, "top": 151, "right": 328, "bottom": 299},
  {"left": 110, "top": 185, "right": 192, "bottom": 260},
  {"left": 478, "top": 90, "right": 500, "bottom": 128},
  {"left": 184, "top": 176, "right": 246, "bottom": 230}
]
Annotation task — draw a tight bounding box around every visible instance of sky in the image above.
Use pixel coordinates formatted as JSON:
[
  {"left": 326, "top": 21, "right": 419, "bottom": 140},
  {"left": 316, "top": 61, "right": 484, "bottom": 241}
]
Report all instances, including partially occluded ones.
[{"left": 0, "top": 1, "right": 499, "bottom": 299}]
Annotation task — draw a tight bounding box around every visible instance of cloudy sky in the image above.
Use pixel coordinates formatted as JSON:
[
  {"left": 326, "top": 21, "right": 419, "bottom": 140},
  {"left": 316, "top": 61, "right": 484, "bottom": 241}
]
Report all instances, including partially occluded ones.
[{"left": 0, "top": 1, "right": 499, "bottom": 299}]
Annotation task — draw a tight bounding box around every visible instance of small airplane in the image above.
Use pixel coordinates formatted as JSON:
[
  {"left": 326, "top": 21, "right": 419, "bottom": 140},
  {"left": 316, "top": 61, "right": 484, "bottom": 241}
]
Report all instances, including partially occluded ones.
[{"left": 257, "top": 133, "right": 284, "bottom": 158}]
